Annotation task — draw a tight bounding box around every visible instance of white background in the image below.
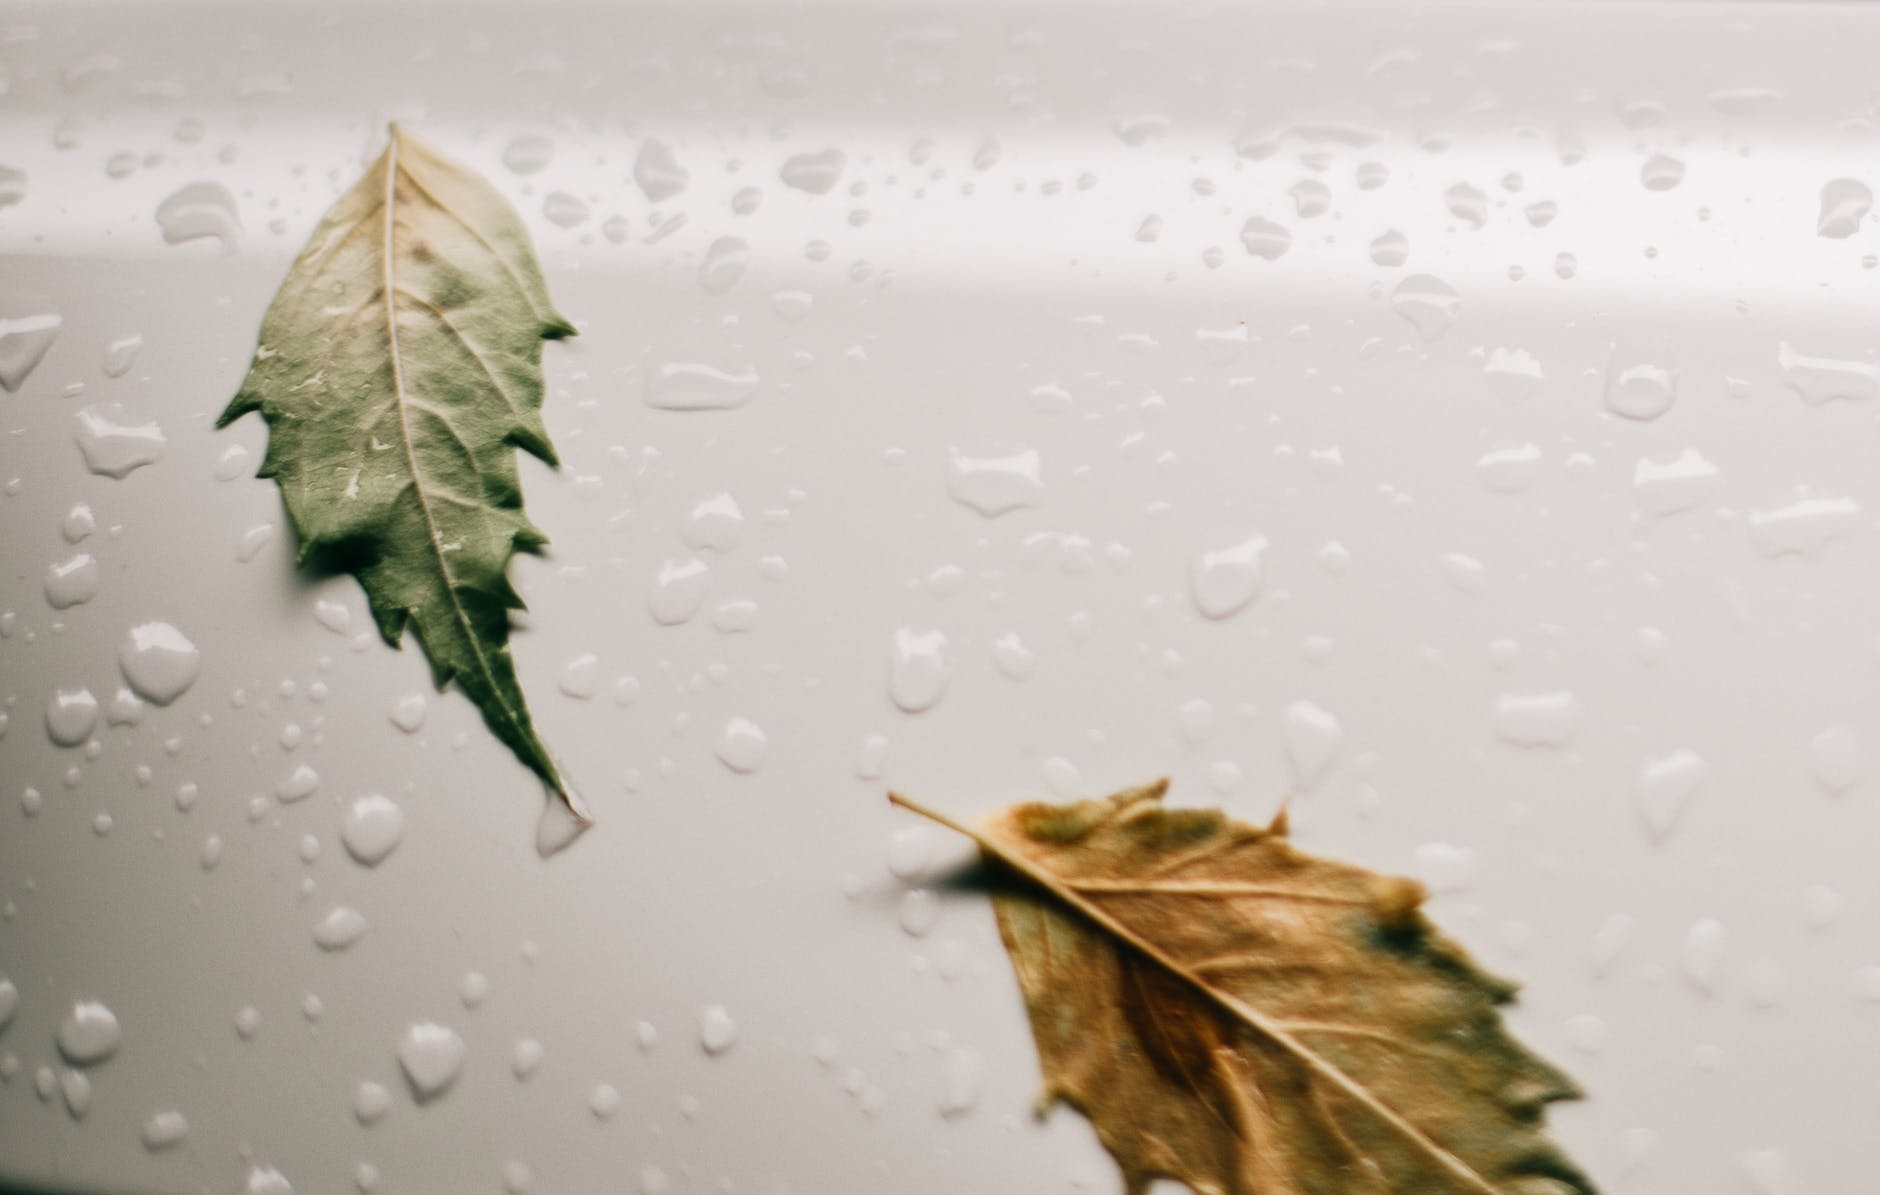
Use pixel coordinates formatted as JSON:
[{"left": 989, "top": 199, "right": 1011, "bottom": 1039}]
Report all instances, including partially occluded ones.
[{"left": 3, "top": 2, "right": 1879, "bottom": 1192}]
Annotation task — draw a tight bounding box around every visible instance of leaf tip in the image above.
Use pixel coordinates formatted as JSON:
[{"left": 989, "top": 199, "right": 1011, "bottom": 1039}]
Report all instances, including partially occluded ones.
[{"left": 1267, "top": 799, "right": 1292, "bottom": 837}]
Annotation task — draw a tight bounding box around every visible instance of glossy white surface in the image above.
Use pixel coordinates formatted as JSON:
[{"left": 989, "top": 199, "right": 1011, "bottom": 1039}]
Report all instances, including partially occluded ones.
[{"left": 2, "top": 2, "right": 1878, "bottom": 1192}]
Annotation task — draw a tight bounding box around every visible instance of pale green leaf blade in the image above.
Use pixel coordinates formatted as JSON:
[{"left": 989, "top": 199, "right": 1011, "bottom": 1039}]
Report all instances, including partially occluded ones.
[{"left": 219, "top": 125, "right": 577, "bottom": 812}]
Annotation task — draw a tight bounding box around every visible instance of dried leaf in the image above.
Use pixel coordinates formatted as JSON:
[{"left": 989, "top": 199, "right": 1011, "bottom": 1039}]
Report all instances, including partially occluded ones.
[
  {"left": 219, "top": 126, "right": 580, "bottom": 813},
  {"left": 891, "top": 781, "right": 1594, "bottom": 1195}
]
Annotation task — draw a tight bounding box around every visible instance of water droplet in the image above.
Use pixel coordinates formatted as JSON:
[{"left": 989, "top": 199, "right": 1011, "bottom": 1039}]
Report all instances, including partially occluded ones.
[
  {"left": 1748, "top": 495, "right": 1861, "bottom": 557},
  {"left": 388, "top": 693, "right": 427, "bottom": 733},
  {"left": 236, "top": 522, "right": 275, "bottom": 562},
  {"left": 1817, "top": 178, "right": 1872, "bottom": 238},
  {"left": 947, "top": 446, "right": 1042, "bottom": 517},
  {"left": 0, "top": 165, "right": 23, "bottom": 209},
  {"left": 698, "top": 236, "right": 750, "bottom": 295},
  {"left": 1390, "top": 275, "right": 1460, "bottom": 342},
  {"left": 56, "top": 1000, "right": 121, "bottom": 1065},
  {"left": 899, "top": 888, "right": 941, "bottom": 937},
  {"left": 541, "top": 192, "right": 589, "bottom": 229},
  {"left": 511, "top": 1038, "right": 544, "bottom": 1079},
  {"left": 648, "top": 557, "right": 711, "bottom": 625},
  {"left": 101, "top": 333, "right": 143, "bottom": 378},
  {"left": 276, "top": 763, "right": 320, "bottom": 804},
  {"left": 44, "top": 553, "right": 99, "bottom": 609},
  {"left": 1603, "top": 342, "right": 1678, "bottom": 420},
  {"left": 1476, "top": 443, "right": 1542, "bottom": 493},
  {"left": 640, "top": 1164, "right": 672, "bottom": 1195},
  {"left": 75, "top": 402, "right": 166, "bottom": 477},
  {"left": 1444, "top": 182, "right": 1487, "bottom": 229},
  {"left": 886, "top": 826, "right": 936, "bottom": 881},
  {"left": 589, "top": 1083, "right": 621, "bottom": 1119},
  {"left": 1808, "top": 725, "right": 1863, "bottom": 795},
  {"left": 140, "top": 1109, "right": 189, "bottom": 1150},
  {"left": 633, "top": 139, "right": 688, "bottom": 201},
  {"left": 1113, "top": 113, "right": 1170, "bottom": 146},
  {"left": 714, "top": 718, "right": 769, "bottom": 774},
  {"left": 645, "top": 361, "right": 758, "bottom": 411},
  {"left": 779, "top": 148, "right": 846, "bottom": 194},
  {"left": 1524, "top": 199, "right": 1558, "bottom": 228},
  {"left": 636, "top": 1021, "right": 658, "bottom": 1051},
  {"left": 698, "top": 1005, "right": 738, "bottom": 1055},
  {"left": 501, "top": 134, "right": 554, "bottom": 176},
  {"left": 0, "top": 978, "right": 16, "bottom": 1029},
  {"left": 1637, "top": 749, "right": 1705, "bottom": 841},
  {"left": 244, "top": 1165, "right": 293, "bottom": 1195},
  {"left": 992, "top": 632, "right": 1035, "bottom": 680},
  {"left": 1638, "top": 154, "right": 1684, "bottom": 191},
  {"left": 1282, "top": 700, "right": 1343, "bottom": 788},
  {"left": 558, "top": 653, "right": 600, "bottom": 700},
  {"left": 341, "top": 794, "right": 406, "bottom": 867},
  {"left": 1368, "top": 228, "right": 1408, "bottom": 267},
  {"left": 397, "top": 1021, "right": 466, "bottom": 1101},
  {"left": 1554, "top": 252, "right": 1578, "bottom": 280},
  {"left": 1683, "top": 918, "right": 1727, "bottom": 995},
  {"left": 313, "top": 906, "right": 369, "bottom": 952},
  {"left": 1189, "top": 534, "right": 1267, "bottom": 619},
  {"left": 1413, "top": 842, "right": 1476, "bottom": 892},
  {"left": 61, "top": 502, "right": 96, "bottom": 544},
  {"left": 156, "top": 181, "right": 240, "bottom": 251},
  {"left": 0, "top": 311, "right": 62, "bottom": 392},
  {"left": 1238, "top": 216, "right": 1291, "bottom": 260},
  {"left": 1482, "top": 347, "right": 1543, "bottom": 399},
  {"left": 349, "top": 1079, "right": 392, "bottom": 1125},
  {"left": 535, "top": 782, "right": 591, "bottom": 859},
  {"left": 936, "top": 1044, "right": 984, "bottom": 1117},
  {"left": 1289, "top": 178, "right": 1331, "bottom": 218},
  {"left": 46, "top": 687, "right": 99, "bottom": 747},
  {"left": 1493, "top": 691, "right": 1583, "bottom": 747},
  {"left": 1633, "top": 449, "right": 1719, "bottom": 517},
  {"left": 1134, "top": 213, "right": 1163, "bottom": 242},
  {"left": 684, "top": 492, "right": 745, "bottom": 551},
  {"left": 1777, "top": 341, "right": 1877, "bottom": 405},
  {"left": 856, "top": 733, "right": 889, "bottom": 780},
  {"left": 1589, "top": 914, "right": 1633, "bottom": 978},
  {"left": 61, "top": 1069, "right": 92, "bottom": 1118},
  {"left": 889, "top": 627, "right": 951, "bottom": 713}
]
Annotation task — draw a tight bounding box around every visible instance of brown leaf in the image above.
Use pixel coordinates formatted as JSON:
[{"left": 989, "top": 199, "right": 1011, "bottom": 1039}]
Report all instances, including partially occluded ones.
[{"left": 891, "top": 780, "right": 1594, "bottom": 1195}]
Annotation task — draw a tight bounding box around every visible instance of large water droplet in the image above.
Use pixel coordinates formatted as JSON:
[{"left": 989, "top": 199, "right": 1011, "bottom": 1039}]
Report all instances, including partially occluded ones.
[
  {"left": 0, "top": 311, "right": 61, "bottom": 393},
  {"left": 1778, "top": 341, "right": 1877, "bottom": 405},
  {"left": 75, "top": 403, "right": 166, "bottom": 477},
  {"left": 1817, "top": 178, "right": 1873, "bottom": 239},
  {"left": 645, "top": 361, "right": 758, "bottom": 411},
  {"left": 779, "top": 148, "right": 846, "bottom": 194},
  {"left": 1390, "top": 275, "right": 1460, "bottom": 342},
  {"left": 1282, "top": 700, "right": 1343, "bottom": 788},
  {"left": 1748, "top": 495, "right": 1860, "bottom": 557},
  {"left": 1189, "top": 535, "right": 1267, "bottom": 619},
  {"left": 1493, "top": 691, "right": 1583, "bottom": 746},
  {"left": 397, "top": 1021, "right": 466, "bottom": 1101},
  {"left": 44, "top": 553, "right": 100, "bottom": 609},
  {"left": 1239, "top": 216, "right": 1291, "bottom": 260},
  {"left": 55, "top": 1000, "right": 121, "bottom": 1065},
  {"left": 714, "top": 718, "right": 769, "bottom": 774},
  {"left": 889, "top": 627, "right": 951, "bottom": 713},
  {"left": 118, "top": 621, "right": 199, "bottom": 705},
  {"left": 156, "top": 181, "right": 240, "bottom": 251},
  {"left": 947, "top": 446, "right": 1042, "bottom": 517},
  {"left": 46, "top": 687, "right": 99, "bottom": 747},
  {"left": 341, "top": 794, "right": 406, "bottom": 867},
  {"left": 1637, "top": 749, "right": 1705, "bottom": 842}
]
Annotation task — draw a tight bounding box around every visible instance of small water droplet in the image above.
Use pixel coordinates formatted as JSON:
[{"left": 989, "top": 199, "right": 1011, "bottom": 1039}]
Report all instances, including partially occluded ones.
[
  {"left": 1816, "top": 178, "right": 1873, "bottom": 239},
  {"left": 511, "top": 1038, "right": 544, "bottom": 1079},
  {"left": 244, "top": 1165, "right": 294, "bottom": 1195},
  {"left": 1554, "top": 252, "right": 1577, "bottom": 280},
  {"left": 1413, "top": 842, "right": 1476, "bottom": 892},
  {"left": 633, "top": 139, "right": 688, "bottom": 202},
  {"left": 1289, "top": 179, "right": 1331, "bottom": 218},
  {"left": 1633, "top": 449, "right": 1719, "bottom": 517},
  {"left": 388, "top": 693, "right": 427, "bottom": 733},
  {"left": 1239, "top": 216, "right": 1291, "bottom": 260},
  {"left": 313, "top": 906, "right": 369, "bottom": 952},
  {"left": 589, "top": 1083, "right": 622, "bottom": 1119},
  {"left": 640, "top": 1164, "right": 672, "bottom": 1195},
  {"left": 1282, "top": 700, "right": 1343, "bottom": 788},
  {"left": 856, "top": 733, "right": 889, "bottom": 780},
  {"left": 156, "top": 181, "right": 240, "bottom": 251},
  {"left": 947, "top": 446, "right": 1042, "bottom": 517},
  {"left": 889, "top": 628, "right": 951, "bottom": 713},
  {"left": 684, "top": 492, "right": 745, "bottom": 551},
  {"left": 501, "top": 134, "right": 555, "bottom": 176},
  {"left": 341, "top": 794, "right": 406, "bottom": 867},
  {"left": 61, "top": 1069, "right": 92, "bottom": 1118},
  {"left": 1368, "top": 228, "right": 1408, "bottom": 267},
  {"left": 101, "top": 333, "right": 143, "bottom": 378},
  {"left": 936, "top": 1044, "right": 984, "bottom": 1117},
  {"left": 61, "top": 502, "right": 96, "bottom": 544},
  {"left": 698, "top": 236, "right": 750, "bottom": 295},
  {"left": 714, "top": 717, "right": 768, "bottom": 774},
  {"left": 397, "top": 1021, "right": 466, "bottom": 1101},
  {"left": 541, "top": 191, "right": 589, "bottom": 229},
  {"left": 698, "top": 1005, "right": 738, "bottom": 1055},
  {"left": 1444, "top": 182, "right": 1487, "bottom": 229},
  {"left": 276, "top": 763, "right": 320, "bottom": 804},
  {"left": 1683, "top": 919, "right": 1727, "bottom": 995},
  {"left": 46, "top": 687, "right": 99, "bottom": 748},
  {"left": 1637, "top": 749, "right": 1705, "bottom": 841},
  {"left": 779, "top": 148, "right": 846, "bottom": 194},
  {"left": 899, "top": 888, "right": 941, "bottom": 937},
  {"left": 991, "top": 632, "right": 1035, "bottom": 680},
  {"left": 558, "top": 653, "right": 600, "bottom": 700},
  {"left": 1493, "top": 691, "right": 1583, "bottom": 747},
  {"left": 56, "top": 1000, "right": 121, "bottom": 1065},
  {"left": 352, "top": 1079, "right": 392, "bottom": 1125},
  {"left": 1638, "top": 153, "right": 1684, "bottom": 191},
  {"left": 1748, "top": 495, "right": 1861, "bottom": 557},
  {"left": 1390, "top": 274, "right": 1460, "bottom": 342},
  {"left": 140, "top": 1108, "right": 189, "bottom": 1150},
  {"left": 1808, "top": 725, "right": 1863, "bottom": 795},
  {"left": 645, "top": 361, "right": 758, "bottom": 411},
  {"left": 75, "top": 402, "right": 166, "bottom": 477},
  {"left": 1189, "top": 534, "right": 1267, "bottom": 619},
  {"left": 1476, "top": 443, "right": 1542, "bottom": 493}
]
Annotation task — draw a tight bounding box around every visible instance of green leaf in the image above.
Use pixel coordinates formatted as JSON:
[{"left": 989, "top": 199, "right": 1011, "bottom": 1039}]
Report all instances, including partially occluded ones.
[{"left": 219, "top": 125, "right": 581, "bottom": 815}]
